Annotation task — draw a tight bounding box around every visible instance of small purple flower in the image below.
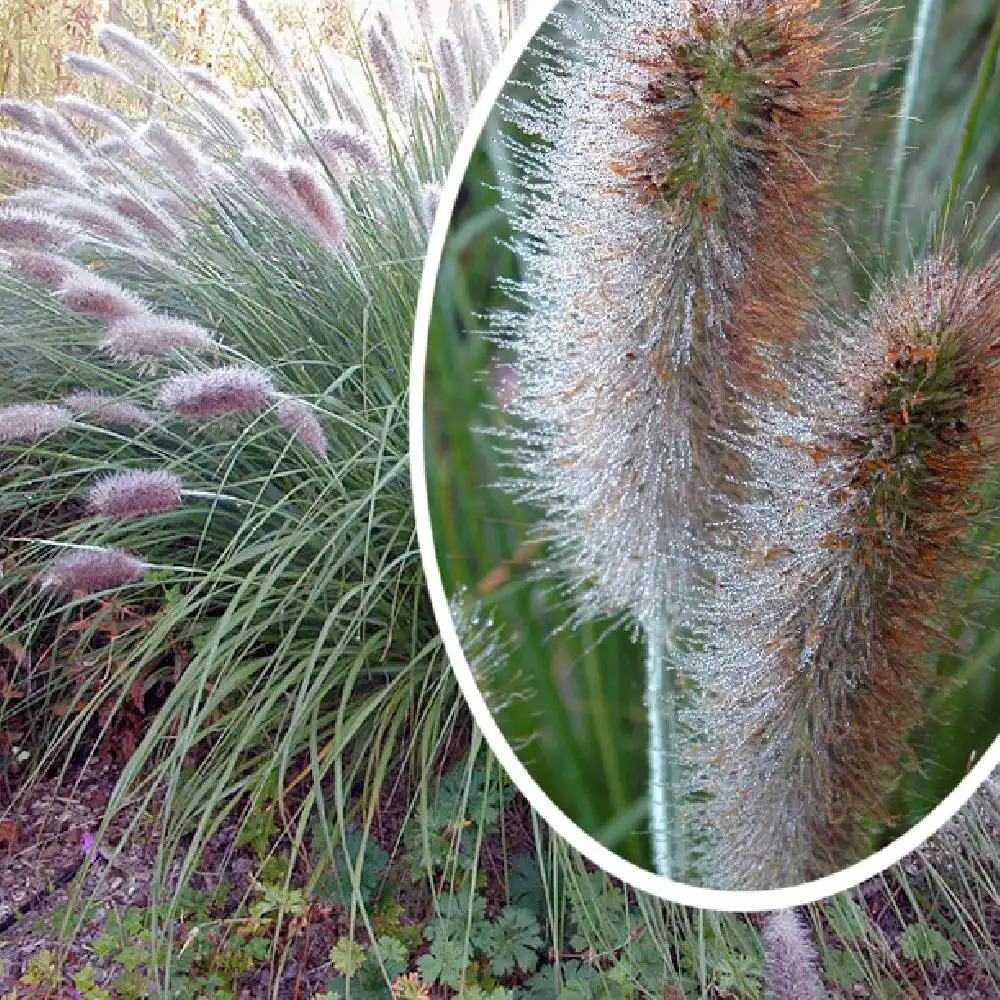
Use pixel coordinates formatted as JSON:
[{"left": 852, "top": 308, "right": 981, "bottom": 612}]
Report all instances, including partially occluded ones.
[{"left": 81, "top": 829, "right": 97, "bottom": 858}]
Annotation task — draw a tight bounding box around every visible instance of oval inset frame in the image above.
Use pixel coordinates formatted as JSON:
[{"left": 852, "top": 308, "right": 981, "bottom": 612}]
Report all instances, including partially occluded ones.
[{"left": 408, "top": 0, "right": 1000, "bottom": 911}]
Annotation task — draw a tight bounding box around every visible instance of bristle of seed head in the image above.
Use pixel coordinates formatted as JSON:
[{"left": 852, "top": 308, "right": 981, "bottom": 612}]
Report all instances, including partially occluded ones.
[
  {"left": 158, "top": 366, "right": 275, "bottom": 417},
  {"left": 101, "top": 314, "right": 217, "bottom": 361},
  {"left": 40, "top": 547, "right": 147, "bottom": 594},
  {"left": 58, "top": 271, "right": 151, "bottom": 322},
  {"left": 87, "top": 469, "right": 183, "bottom": 518},
  {"left": 276, "top": 396, "right": 327, "bottom": 457},
  {"left": 61, "top": 51, "right": 134, "bottom": 87},
  {"left": 0, "top": 403, "right": 74, "bottom": 443},
  {"left": 62, "top": 391, "right": 155, "bottom": 429}
]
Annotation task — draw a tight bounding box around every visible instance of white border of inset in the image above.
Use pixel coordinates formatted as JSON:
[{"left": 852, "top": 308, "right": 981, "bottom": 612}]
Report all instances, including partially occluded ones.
[{"left": 407, "top": 0, "right": 1000, "bottom": 912}]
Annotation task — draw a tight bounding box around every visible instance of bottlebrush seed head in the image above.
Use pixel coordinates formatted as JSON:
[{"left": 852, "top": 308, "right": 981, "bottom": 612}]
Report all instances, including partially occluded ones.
[
  {"left": 4, "top": 249, "right": 80, "bottom": 286},
  {"left": 54, "top": 96, "right": 133, "bottom": 140},
  {"left": 235, "top": 0, "right": 295, "bottom": 80},
  {"left": 100, "top": 186, "right": 186, "bottom": 243},
  {"left": 285, "top": 164, "right": 347, "bottom": 248},
  {"left": 0, "top": 209, "right": 81, "bottom": 250},
  {"left": 434, "top": 31, "right": 474, "bottom": 130},
  {"left": 40, "top": 547, "right": 147, "bottom": 594},
  {"left": 761, "top": 910, "right": 826, "bottom": 1000},
  {"left": 0, "top": 403, "right": 73, "bottom": 444},
  {"left": 0, "top": 98, "right": 45, "bottom": 131},
  {"left": 306, "top": 124, "right": 382, "bottom": 173},
  {"left": 58, "top": 272, "right": 151, "bottom": 322},
  {"left": 87, "top": 469, "right": 183, "bottom": 518},
  {"left": 39, "top": 108, "right": 90, "bottom": 160},
  {"left": 158, "top": 366, "right": 275, "bottom": 417},
  {"left": 0, "top": 136, "right": 87, "bottom": 188},
  {"left": 100, "top": 314, "right": 217, "bottom": 361},
  {"left": 276, "top": 397, "right": 327, "bottom": 457},
  {"left": 687, "top": 255, "right": 1000, "bottom": 886},
  {"left": 495, "top": 0, "right": 849, "bottom": 625},
  {"left": 97, "top": 23, "right": 177, "bottom": 81},
  {"left": 61, "top": 52, "right": 134, "bottom": 88},
  {"left": 62, "top": 391, "right": 156, "bottom": 429},
  {"left": 8, "top": 190, "right": 145, "bottom": 247},
  {"left": 364, "top": 21, "right": 414, "bottom": 114}
]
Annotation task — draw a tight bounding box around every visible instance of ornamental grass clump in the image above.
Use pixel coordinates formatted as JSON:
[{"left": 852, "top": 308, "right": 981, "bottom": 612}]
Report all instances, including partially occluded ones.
[{"left": 0, "top": 1, "right": 521, "bottom": 988}]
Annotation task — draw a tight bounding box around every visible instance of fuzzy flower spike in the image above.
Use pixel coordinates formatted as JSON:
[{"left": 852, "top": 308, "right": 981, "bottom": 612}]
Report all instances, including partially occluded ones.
[
  {"left": 689, "top": 254, "right": 1000, "bottom": 887},
  {"left": 495, "top": 0, "right": 850, "bottom": 875}
]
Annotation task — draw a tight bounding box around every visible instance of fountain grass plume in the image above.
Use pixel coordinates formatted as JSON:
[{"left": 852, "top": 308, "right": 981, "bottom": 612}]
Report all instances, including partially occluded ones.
[
  {"left": 495, "top": 0, "right": 854, "bottom": 628},
  {"left": 7, "top": 190, "right": 147, "bottom": 248},
  {"left": 4, "top": 248, "right": 80, "bottom": 286},
  {"left": 87, "top": 470, "right": 184, "bottom": 518},
  {"left": 0, "top": 98, "right": 45, "bottom": 131},
  {"left": 158, "top": 366, "right": 275, "bottom": 417},
  {"left": 306, "top": 124, "right": 383, "bottom": 173},
  {"left": 40, "top": 547, "right": 147, "bottom": 594},
  {"left": 0, "top": 135, "right": 87, "bottom": 188},
  {"left": 54, "top": 96, "right": 133, "bottom": 140},
  {"left": 61, "top": 51, "right": 134, "bottom": 88},
  {"left": 434, "top": 31, "right": 474, "bottom": 131},
  {"left": 275, "top": 396, "right": 328, "bottom": 457},
  {"left": 57, "top": 270, "right": 151, "bottom": 322},
  {"left": 100, "top": 186, "right": 187, "bottom": 243},
  {"left": 101, "top": 314, "right": 218, "bottom": 362},
  {"left": 0, "top": 208, "right": 82, "bottom": 249},
  {"left": 62, "top": 391, "right": 156, "bottom": 430},
  {"left": 688, "top": 254, "right": 1000, "bottom": 886},
  {"left": 0, "top": 403, "right": 73, "bottom": 443},
  {"left": 97, "top": 23, "right": 179, "bottom": 82},
  {"left": 761, "top": 909, "right": 826, "bottom": 1000}
]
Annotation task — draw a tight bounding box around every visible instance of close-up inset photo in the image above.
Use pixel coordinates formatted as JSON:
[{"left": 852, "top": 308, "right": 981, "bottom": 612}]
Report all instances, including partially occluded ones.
[{"left": 416, "top": 0, "right": 1000, "bottom": 895}]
